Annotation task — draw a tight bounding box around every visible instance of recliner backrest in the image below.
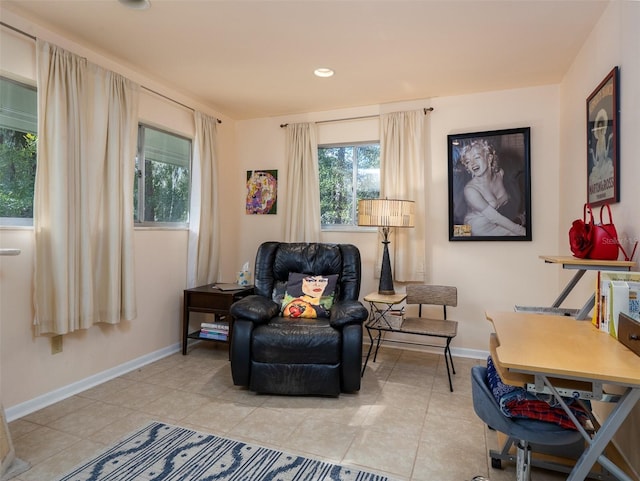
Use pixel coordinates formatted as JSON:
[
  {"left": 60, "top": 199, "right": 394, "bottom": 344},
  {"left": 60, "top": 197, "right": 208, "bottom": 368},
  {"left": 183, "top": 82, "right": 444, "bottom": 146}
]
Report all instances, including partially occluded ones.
[{"left": 253, "top": 242, "right": 362, "bottom": 303}]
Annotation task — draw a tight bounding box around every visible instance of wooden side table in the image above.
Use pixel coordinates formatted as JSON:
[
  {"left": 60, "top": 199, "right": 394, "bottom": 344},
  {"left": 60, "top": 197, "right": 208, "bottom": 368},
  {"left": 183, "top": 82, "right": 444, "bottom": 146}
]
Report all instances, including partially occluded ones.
[{"left": 182, "top": 284, "right": 254, "bottom": 355}]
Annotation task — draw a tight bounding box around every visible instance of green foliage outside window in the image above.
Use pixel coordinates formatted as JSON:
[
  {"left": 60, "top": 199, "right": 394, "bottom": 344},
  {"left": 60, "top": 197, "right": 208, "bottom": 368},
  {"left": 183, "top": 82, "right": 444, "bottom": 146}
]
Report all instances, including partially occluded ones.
[
  {"left": 134, "top": 125, "right": 191, "bottom": 224},
  {"left": 0, "top": 129, "right": 37, "bottom": 219},
  {"left": 319, "top": 143, "right": 380, "bottom": 227},
  {"left": 141, "top": 159, "right": 190, "bottom": 223}
]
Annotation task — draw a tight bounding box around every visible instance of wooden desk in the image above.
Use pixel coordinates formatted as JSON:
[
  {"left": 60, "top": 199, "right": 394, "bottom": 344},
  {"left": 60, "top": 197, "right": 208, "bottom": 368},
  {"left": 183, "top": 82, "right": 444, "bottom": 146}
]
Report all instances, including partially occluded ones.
[
  {"left": 515, "top": 256, "right": 635, "bottom": 320},
  {"left": 486, "top": 310, "right": 640, "bottom": 481}
]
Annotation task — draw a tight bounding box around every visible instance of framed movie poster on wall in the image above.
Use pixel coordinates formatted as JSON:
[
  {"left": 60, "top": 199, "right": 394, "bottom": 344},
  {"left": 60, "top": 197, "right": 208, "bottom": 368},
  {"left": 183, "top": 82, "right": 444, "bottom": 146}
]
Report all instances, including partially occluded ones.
[
  {"left": 448, "top": 127, "right": 531, "bottom": 241},
  {"left": 586, "top": 66, "right": 619, "bottom": 207}
]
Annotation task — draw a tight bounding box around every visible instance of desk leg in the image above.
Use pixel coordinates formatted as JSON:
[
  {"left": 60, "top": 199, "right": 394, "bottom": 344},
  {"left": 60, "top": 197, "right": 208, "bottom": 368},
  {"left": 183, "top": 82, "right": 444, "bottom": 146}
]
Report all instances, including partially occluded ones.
[
  {"left": 551, "top": 269, "right": 586, "bottom": 308},
  {"left": 575, "top": 293, "right": 595, "bottom": 321},
  {"left": 564, "top": 385, "right": 640, "bottom": 481}
]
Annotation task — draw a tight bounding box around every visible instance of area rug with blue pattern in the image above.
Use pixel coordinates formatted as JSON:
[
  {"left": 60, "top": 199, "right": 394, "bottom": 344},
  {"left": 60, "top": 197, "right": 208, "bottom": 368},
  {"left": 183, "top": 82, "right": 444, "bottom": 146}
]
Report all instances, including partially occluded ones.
[{"left": 55, "top": 421, "right": 393, "bottom": 481}]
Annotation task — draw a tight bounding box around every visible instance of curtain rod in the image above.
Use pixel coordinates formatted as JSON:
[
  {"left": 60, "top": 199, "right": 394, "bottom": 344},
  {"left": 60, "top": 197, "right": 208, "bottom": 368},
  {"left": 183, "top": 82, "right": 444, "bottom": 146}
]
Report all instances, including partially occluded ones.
[
  {"left": 1, "top": 21, "right": 222, "bottom": 125},
  {"left": 0, "top": 21, "right": 36, "bottom": 40},
  {"left": 141, "top": 86, "right": 221, "bottom": 124},
  {"left": 279, "top": 107, "right": 433, "bottom": 128}
]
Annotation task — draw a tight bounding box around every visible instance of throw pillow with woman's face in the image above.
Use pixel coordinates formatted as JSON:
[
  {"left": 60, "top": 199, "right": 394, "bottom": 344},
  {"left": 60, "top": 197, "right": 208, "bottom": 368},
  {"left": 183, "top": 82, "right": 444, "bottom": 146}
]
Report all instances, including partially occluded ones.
[{"left": 281, "top": 272, "right": 338, "bottom": 318}]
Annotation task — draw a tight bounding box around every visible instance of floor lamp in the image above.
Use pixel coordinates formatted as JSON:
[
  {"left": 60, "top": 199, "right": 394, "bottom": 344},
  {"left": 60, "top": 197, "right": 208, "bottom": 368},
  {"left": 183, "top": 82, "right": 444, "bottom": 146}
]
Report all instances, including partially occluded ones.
[{"left": 358, "top": 199, "right": 415, "bottom": 295}]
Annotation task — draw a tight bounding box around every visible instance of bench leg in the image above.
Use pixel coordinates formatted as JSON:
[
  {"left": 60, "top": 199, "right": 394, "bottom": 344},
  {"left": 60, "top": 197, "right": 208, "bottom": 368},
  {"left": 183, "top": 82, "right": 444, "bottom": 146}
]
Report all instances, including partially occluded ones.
[{"left": 444, "top": 337, "right": 456, "bottom": 392}]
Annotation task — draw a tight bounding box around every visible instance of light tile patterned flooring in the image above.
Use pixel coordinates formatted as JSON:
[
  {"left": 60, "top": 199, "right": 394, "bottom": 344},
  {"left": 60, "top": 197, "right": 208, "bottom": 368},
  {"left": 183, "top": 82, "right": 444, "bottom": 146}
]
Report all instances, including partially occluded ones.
[{"left": 9, "top": 344, "right": 570, "bottom": 481}]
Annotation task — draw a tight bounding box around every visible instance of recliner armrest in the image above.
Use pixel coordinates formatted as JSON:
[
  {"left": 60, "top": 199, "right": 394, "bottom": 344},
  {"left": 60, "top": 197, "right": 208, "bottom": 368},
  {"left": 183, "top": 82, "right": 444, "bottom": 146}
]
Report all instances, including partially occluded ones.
[
  {"left": 230, "top": 295, "right": 280, "bottom": 324},
  {"left": 329, "top": 300, "right": 368, "bottom": 328}
]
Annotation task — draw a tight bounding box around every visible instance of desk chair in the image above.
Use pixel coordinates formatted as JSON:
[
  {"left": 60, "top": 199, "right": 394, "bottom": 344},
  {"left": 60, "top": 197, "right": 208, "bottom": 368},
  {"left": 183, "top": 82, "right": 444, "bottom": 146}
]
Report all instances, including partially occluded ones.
[
  {"left": 404, "top": 284, "right": 458, "bottom": 391},
  {"left": 471, "top": 365, "right": 583, "bottom": 481}
]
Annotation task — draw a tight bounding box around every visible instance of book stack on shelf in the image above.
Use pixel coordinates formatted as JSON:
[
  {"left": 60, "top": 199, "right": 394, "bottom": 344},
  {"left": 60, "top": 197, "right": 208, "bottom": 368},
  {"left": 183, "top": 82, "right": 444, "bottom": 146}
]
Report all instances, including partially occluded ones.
[
  {"left": 200, "top": 321, "right": 229, "bottom": 341},
  {"left": 593, "top": 270, "right": 640, "bottom": 339}
]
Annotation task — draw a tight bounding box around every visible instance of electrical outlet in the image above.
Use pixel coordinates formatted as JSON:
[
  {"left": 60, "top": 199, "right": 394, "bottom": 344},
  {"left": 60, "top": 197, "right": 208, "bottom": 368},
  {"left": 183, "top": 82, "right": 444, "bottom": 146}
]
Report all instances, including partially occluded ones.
[{"left": 51, "top": 335, "right": 63, "bottom": 354}]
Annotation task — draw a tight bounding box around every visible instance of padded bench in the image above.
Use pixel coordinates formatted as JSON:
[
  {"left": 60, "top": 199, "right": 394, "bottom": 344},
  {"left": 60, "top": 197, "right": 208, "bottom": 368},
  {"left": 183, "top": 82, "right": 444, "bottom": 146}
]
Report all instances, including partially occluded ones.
[{"left": 363, "top": 285, "right": 459, "bottom": 391}]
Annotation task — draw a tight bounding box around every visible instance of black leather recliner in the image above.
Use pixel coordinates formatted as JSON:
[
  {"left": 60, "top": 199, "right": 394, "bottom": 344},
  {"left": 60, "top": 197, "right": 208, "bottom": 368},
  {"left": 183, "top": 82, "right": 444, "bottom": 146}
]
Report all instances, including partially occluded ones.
[{"left": 229, "top": 242, "right": 368, "bottom": 396}]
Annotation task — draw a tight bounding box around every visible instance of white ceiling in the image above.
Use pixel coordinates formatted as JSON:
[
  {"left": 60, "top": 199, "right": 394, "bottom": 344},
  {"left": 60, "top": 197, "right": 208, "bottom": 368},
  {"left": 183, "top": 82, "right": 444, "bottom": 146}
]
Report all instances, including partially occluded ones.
[{"left": 1, "top": 0, "right": 609, "bottom": 120}]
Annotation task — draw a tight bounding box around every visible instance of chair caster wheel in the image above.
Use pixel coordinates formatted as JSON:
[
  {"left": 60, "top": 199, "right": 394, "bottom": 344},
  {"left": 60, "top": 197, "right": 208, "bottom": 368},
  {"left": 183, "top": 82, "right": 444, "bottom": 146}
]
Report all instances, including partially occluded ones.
[{"left": 491, "top": 457, "right": 502, "bottom": 469}]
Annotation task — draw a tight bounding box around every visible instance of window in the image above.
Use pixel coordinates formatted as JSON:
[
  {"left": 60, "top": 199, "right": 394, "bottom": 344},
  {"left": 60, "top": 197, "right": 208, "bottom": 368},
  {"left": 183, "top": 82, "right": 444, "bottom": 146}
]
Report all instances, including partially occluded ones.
[
  {"left": 0, "top": 77, "right": 37, "bottom": 226},
  {"left": 318, "top": 142, "right": 380, "bottom": 228},
  {"left": 134, "top": 125, "right": 191, "bottom": 225}
]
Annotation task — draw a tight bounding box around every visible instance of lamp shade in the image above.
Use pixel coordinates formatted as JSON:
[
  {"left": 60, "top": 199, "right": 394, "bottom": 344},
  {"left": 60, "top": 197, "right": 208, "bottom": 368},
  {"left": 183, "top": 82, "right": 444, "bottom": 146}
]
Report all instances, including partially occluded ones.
[{"left": 358, "top": 199, "right": 415, "bottom": 228}]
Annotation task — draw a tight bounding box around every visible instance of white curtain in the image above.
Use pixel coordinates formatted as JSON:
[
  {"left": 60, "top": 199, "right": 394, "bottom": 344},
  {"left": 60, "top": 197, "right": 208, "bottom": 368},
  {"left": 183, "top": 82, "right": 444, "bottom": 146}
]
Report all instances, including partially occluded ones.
[
  {"left": 34, "top": 40, "right": 139, "bottom": 335},
  {"left": 187, "top": 112, "right": 220, "bottom": 287},
  {"left": 284, "top": 123, "right": 321, "bottom": 242},
  {"left": 380, "top": 110, "right": 426, "bottom": 282}
]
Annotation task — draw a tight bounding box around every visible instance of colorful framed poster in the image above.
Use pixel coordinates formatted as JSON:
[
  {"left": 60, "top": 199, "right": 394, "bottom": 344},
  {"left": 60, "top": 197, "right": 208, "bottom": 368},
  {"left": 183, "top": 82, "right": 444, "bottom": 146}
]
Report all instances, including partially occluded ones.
[{"left": 246, "top": 170, "right": 278, "bottom": 214}]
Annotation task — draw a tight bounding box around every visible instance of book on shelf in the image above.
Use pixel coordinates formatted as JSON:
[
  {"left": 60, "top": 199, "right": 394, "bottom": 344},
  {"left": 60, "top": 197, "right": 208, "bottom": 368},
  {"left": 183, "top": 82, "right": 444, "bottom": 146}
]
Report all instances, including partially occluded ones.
[
  {"left": 200, "top": 321, "right": 229, "bottom": 331},
  {"left": 200, "top": 326, "right": 227, "bottom": 332},
  {"left": 593, "top": 270, "right": 640, "bottom": 338},
  {"left": 199, "top": 329, "right": 228, "bottom": 341},
  {"left": 200, "top": 326, "right": 228, "bottom": 335}
]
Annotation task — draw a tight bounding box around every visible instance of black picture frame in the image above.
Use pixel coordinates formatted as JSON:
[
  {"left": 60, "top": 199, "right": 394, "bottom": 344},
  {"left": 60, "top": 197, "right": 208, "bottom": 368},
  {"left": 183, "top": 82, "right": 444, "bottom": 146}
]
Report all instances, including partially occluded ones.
[
  {"left": 586, "top": 66, "right": 619, "bottom": 207},
  {"left": 448, "top": 127, "right": 531, "bottom": 241}
]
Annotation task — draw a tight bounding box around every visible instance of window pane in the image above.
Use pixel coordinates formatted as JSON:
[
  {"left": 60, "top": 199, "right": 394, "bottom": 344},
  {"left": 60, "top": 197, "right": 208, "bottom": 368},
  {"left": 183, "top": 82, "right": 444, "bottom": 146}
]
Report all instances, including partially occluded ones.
[
  {"left": 319, "top": 142, "right": 380, "bottom": 227},
  {"left": 356, "top": 144, "right": 380, "bottom": 204},
  {"left": 0, "top": 78, "right": 37, "bottom": 132},
  {"left": 135, "top": 125, "right": 191, "bottom": 224},
  {"left": 143, "top": 157, "right": 190, "bottom": 222},
  {"left": 0, "top": 78, "right": 37, "bottom": 222},
  {"left": 319, "top": 146, "right": 354, "bottom": 225},
  {"left": 144, "top": 127, "right": 190, "bottom": 168}
]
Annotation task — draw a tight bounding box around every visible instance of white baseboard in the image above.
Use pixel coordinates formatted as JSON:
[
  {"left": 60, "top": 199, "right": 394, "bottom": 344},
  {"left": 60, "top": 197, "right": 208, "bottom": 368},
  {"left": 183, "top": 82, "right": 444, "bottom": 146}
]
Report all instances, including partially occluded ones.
[
  {"left": 364, "top": 338, "right": 489, "bottom": 361},
  {"left": 452, "top": 346, "right": 490, "bottom": 360},
  {"left": 5, "top": 343, "right": 181, "bottom": 422}
]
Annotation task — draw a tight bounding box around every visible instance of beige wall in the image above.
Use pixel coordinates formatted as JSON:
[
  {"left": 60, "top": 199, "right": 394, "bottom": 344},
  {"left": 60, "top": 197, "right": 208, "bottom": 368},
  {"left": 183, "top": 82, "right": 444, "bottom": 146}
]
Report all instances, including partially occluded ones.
[
  {"left": 1, "top": 2, "right": 639, "bottom": 474},
  {"left": 558, "top": 1, "right": 640, "bottom": 473},
  {"left": 234, "top": 89, "right": 564, "bottom": 354}
]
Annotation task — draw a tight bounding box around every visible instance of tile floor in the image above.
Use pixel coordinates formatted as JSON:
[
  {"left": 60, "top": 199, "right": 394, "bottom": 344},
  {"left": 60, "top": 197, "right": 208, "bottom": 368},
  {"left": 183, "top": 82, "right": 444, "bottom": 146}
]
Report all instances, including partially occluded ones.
[{"left": 8, "top": 343, "right": 571, "bottom": 481}]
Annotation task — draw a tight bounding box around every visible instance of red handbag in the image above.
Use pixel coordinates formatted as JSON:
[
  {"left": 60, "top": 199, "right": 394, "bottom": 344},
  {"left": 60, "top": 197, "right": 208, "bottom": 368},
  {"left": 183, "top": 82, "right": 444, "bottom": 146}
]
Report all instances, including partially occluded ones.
[
  {"left": 569, "top": 203, "right": 637, "bottom": 261},
  {"left": 590, "top": 204, "right": 619, "bottom": 260}
]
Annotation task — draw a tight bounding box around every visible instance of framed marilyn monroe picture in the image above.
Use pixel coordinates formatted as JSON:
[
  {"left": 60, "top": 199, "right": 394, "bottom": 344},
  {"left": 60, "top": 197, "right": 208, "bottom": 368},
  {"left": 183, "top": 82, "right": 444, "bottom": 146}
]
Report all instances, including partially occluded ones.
[{"left": 448, "top": 127, "right": 531, "bottom": 241}]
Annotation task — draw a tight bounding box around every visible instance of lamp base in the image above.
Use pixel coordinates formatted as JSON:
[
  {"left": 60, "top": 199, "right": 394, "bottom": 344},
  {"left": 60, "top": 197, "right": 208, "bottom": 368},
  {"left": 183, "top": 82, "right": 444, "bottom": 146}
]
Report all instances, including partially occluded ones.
[{"left": 378, "top": 238, "right": 395, "bottom": 295}]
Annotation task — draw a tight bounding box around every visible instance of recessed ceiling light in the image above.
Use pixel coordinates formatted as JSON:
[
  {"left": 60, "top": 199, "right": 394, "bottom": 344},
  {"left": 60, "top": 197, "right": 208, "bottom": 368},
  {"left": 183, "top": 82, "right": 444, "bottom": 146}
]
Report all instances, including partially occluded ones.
[
  {"left": 118, "top": 0, "right": 151, "bottom": 10},
  {"left": 314, "top": 68, "right": 334, "bottom": 78}
]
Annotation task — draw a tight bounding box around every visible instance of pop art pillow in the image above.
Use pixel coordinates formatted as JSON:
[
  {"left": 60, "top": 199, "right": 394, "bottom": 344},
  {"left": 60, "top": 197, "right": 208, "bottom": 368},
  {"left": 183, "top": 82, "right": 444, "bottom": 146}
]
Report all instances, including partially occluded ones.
[{"left": 281, "top": 272, "right": 338, "bottom": 319}]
